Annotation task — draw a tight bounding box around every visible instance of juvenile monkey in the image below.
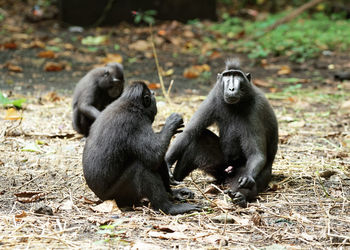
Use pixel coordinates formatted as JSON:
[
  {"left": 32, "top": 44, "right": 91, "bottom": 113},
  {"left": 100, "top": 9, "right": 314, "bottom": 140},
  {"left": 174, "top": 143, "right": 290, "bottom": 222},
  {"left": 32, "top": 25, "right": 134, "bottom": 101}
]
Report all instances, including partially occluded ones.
[
  {"left": 166, "top": 59, "right": 279, "bottom": 207},
  {"left": 83, "top": 81, "right": 201, "bottom": 215},
  {"left": 72, "top": 62, "right": 124, "bottom": 136}
]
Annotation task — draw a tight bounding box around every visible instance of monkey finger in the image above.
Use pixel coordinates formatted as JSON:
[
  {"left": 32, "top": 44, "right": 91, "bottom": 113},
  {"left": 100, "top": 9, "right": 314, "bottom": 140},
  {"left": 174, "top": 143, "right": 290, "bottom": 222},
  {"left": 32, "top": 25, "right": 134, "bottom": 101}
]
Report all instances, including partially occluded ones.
[{"left": 174, "top": 130, "right": 183, "bottom": 134}]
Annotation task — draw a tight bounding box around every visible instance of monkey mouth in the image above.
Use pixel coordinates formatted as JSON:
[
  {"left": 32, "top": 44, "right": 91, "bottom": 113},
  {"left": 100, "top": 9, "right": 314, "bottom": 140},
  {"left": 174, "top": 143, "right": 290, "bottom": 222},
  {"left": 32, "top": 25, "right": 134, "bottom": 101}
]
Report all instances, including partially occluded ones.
[
  {"left": 224, "top": 95, "right": 240, "bottom": 104},
  {"left": 108, "top": 88, "right": 122, "bottom": 98}
]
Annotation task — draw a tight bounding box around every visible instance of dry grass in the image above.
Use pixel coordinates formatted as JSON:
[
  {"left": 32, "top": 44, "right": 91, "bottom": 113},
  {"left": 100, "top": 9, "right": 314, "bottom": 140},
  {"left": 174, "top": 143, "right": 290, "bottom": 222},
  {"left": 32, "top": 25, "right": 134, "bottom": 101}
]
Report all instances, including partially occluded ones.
[{"left": 0, "top": 86, "right": 349, "bottom": 249}]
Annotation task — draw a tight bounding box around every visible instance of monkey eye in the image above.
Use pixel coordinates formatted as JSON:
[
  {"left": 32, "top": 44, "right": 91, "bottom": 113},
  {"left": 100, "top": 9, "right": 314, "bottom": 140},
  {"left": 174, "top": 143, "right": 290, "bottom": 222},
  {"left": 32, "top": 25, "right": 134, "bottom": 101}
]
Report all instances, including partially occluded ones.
[
  {"left": 104, "top": 71, "right": 110, "bottom": 77},
  {"left": 143, "top": 95, "right": 151, "bottom": 107}
]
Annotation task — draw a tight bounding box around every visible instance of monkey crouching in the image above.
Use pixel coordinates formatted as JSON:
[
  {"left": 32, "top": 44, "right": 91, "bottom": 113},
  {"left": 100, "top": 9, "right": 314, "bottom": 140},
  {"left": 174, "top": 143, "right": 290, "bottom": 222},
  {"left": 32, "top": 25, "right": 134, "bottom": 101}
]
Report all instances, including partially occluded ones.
[
  {"left": 83, "top": 81, "right": 201, "bottom": 215},
  {"left": 72, "top": 62, "right": 124, "bottom": 137}
]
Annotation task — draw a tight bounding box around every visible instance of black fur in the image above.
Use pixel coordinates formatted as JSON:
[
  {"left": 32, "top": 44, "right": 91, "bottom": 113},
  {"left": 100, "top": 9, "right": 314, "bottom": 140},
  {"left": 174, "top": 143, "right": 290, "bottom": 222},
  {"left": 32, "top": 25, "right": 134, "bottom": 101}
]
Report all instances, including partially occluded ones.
[
  {"left": 83, "top": 81, "right": 201, "bottom": 215},
  {"left": 72, "top": 62, "right": 124, "bottom": 136},
  {"left": 166, "top": 59, "right": 278, "bottom": 207}
]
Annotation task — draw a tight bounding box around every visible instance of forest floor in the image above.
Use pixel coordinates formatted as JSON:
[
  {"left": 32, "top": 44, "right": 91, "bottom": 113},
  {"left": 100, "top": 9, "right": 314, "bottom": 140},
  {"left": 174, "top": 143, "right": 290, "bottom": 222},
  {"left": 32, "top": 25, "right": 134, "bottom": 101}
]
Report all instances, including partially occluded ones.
[{"left": 1, "top": 2, "right": 350, "bottom": 249}]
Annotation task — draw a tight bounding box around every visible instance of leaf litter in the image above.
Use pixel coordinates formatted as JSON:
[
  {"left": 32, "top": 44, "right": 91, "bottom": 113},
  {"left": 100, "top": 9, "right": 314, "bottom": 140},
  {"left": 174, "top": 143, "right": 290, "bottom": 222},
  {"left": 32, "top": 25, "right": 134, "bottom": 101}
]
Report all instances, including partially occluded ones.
[{"left": 0, "top": 84, "right": 349, "bottom": 249}]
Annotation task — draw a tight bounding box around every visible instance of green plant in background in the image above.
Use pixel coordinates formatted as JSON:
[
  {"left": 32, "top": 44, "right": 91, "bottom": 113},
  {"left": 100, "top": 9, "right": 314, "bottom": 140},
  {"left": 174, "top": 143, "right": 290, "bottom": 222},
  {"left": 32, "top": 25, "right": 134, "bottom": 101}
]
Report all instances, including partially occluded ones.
[
  {"left": 209, "top": 12, "right": 350, "bottom": 62},
  {"left": 0, "top": 92, "right": 26, "bottom": 109},
  {"left": 133, "top": 10, "right": 157, "bottom": 25}
]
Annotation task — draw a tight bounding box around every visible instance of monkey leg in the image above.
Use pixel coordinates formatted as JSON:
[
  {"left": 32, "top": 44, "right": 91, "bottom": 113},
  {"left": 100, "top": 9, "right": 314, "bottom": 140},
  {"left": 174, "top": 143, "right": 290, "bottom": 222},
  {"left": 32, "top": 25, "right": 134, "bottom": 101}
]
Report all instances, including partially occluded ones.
[
  {"left": 76, "top": 114, "right": 93, "bottom": 137},
  {"left": 173, "top": 129, "right": 225, "bottom": 182},
  {"left": 107, "top": 162, "right": 201, "bottom": 215}
]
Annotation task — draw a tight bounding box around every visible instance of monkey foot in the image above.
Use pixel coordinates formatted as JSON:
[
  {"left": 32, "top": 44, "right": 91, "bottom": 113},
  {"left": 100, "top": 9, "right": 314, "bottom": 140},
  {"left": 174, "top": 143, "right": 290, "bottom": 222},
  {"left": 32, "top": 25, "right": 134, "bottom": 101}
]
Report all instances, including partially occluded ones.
[
  {"left": 166, "top": 203, "right": 202, "bottom": 215},
  {"left": 172, "top": 188, "right": 195, "bottom": 201},
  {"left": 227, "top": 190, "right": 247, "bottom": 208}
]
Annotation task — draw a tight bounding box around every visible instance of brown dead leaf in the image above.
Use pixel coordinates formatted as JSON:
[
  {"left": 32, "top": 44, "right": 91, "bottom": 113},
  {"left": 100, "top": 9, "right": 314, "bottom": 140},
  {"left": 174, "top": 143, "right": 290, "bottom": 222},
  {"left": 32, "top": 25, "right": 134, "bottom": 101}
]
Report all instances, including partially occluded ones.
[
  {"left": 90, "top": 199, "right": 121, "bottom": 213},
  {"left": 147, "top": 83, "right": 161, "bottom": 90},
  {"left": 148, "top": 231, "right": 188, "bottom": 240},
  {"left": 15, "top": 211, "right": 28, "bottom": 220},
  {"left": 14, "top": 191, "right": 45, "bottom": 203},
  {"left": 209, "top": 51, "right": 222, "bottom": 60},
  {"left": 254, "top": 79, "right": 272, "bottom": 88},
  {"left": 204, "top": 185, "right": 220, "bottom": 195},
  {"left": 4, "top": 108, "right": 21, "bottom": 120},
  {"left": 43, "top": 91, "right": 61, "bottom": 102},
  {"left": 64, "top": 43, "right": 74, "bottom": 50},
  {"left": 3, "top": 42, "right": 17, "bottom": 49},
  {"left": 101, "top": 53, "right": 123, "bottom": 64},
  {"left": 44, "top": 62, "right": 63, "bottom": 72},
  {"left": 183, "top": 64, "right": 210, "bottom": 79},
  {"left": 30, "top": 40, "right": 46, "bottom": 48},
  {"left": 5, "top": 63, "right": 23, "bottom": 73},
  {"left": 212, "top": 198, "right": 231, "bottom": 210},
  {"left": 277, "top": 65, "right": 291, "bottom": 75},
  {"left": 37, "top": 50, "right": 56, "bottom": 59},
  {"left": 129, "top": 40, "right": 150, "bottom": 51},
  {"left": 87, "top": 217, "right": 114, "bottom": 226}
]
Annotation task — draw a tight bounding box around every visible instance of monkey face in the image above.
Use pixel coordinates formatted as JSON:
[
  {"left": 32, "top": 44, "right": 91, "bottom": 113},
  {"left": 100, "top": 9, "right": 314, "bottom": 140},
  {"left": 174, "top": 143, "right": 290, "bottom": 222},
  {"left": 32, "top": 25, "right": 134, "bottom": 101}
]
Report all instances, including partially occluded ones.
[
  {"left": 99, "top": 63, "right": 125, "bottom": 98},
  {"left": 220, "top": 70, "right": 251, "bottom": 104},
  {"left": 142, "top": 86, "right": 157, "bottom": 122}
]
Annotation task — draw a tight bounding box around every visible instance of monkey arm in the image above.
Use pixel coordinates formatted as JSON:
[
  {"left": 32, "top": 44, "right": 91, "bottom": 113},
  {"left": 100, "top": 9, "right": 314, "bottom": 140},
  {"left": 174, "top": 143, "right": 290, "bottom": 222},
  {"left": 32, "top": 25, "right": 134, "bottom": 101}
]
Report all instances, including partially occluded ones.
[
  {"left": 165, "top": 93, "right": 216, "bottom": 166},
  {"left": 245, "top": 153, "right": 266, "bottom": 179},
  {"left": 79, "top": 104, "right": 101, "bottom": 121}
]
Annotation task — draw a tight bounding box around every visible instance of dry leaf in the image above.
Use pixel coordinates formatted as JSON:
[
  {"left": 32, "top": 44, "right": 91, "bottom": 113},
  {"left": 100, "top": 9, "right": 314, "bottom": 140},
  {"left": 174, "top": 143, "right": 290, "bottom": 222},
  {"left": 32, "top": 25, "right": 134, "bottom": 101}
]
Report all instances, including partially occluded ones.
[
  {"left": 14, "top": 191, "right": 45, "bottom": 203},
  {"left": 90, "top": 200, "right": 121, "bottom": 213},
  {"left": 5, "top": 63, "right": 23, "bottom": 73},
  {"left": 148, "top": 231, "right": 188, "bottom": 240},
  {"left": 277, "top": 65, "right": 291, "bottom": 75},
  {"left": 3, "top": 42, "right": 17, "bottom": 49},
  {"left": 204, "top": 185, "right": 220, "bottom": 195},
  {"left": 183, "top": 64, "right": 210, "bottom": 79},
  {"left": 4, "top": 108, "right": 21, "bottom": 120},
  {"left": 37, "top": 50, "right": 56, "bottom": 58},
  {"left": 161, "top": 68, "right": 174, "bottom": 77},
  {"left": 101, "top": 53, "right": 123, "bottom": 64},
  {"left": 147, "top": 83, "right": 161, "bottom": 90},
  {"left": 128, "top": 40, "right": 150, "bottom": 51},
  {"left": 132, "top": 240, "right": 163, "bottom": 250},
  {"left": 44, "top": 62, "right": 63, "bottom": 72},
  {"left": 15, "top": 211, "right": 28, "bottom": 219},
  {"left": 209, "top": 51, "right": 221, "bottom": 60},
  {"left": 254, "top": 79, "right": 272, "bottom": 88},
  {"left": 30, "top": 40, "right": 46, "bottom": 48},
  {"left": 60, "top": 200, "right": 73, "bottom": 210},
  {"left": 212, "top": 198, "right": 231, "bottom": 210},
  {"left": 43, "top": 91, "right": 61, "bottom": 102}
]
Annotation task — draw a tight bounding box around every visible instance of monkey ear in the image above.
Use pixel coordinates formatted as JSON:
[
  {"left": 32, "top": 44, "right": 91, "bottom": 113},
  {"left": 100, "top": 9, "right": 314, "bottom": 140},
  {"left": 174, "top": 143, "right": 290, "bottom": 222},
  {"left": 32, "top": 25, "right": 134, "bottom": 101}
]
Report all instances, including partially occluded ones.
[
  {"left": 143, "top": 95, "right": 151, "bottom": 108},
  {"left": 246, "top": 73, "right": 252, "bottom": 82}
]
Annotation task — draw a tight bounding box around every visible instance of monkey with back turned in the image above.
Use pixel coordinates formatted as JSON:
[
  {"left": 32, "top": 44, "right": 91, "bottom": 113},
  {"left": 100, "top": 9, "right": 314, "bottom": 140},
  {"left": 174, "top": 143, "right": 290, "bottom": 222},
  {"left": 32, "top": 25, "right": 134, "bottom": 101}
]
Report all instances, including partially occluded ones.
[
  {"left": 72, "top": 62, "right": 124, "bottom": 137},
  {"left": 166, "top": 59, "right": 279, "bottom": 207},
  {"left": 83, "top": 81, "right": 201, "bottom": 215}
]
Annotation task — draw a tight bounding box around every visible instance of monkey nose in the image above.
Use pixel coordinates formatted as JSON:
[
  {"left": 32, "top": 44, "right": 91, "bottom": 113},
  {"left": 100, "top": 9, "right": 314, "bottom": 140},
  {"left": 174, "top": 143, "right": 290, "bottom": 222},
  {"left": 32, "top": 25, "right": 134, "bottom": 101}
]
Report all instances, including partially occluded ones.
[{"left": 112, "top": 78, "right": 120, "bottom": 83}]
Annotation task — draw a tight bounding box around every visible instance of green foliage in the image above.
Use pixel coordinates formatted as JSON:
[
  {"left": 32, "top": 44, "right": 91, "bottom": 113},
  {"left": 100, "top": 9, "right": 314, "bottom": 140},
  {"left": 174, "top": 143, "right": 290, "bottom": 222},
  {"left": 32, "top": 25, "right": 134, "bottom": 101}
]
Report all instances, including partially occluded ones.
[
  {"left": 210, "top": 12, "right": 350, "bottom": 62},
  {"left": 133, "top": 10, "right": 157, "bottom": 25},
  {"left": 95, "top": 220, "right": 127, "bottom": 244},
  {"left": 0, "top": 92, "right": 26, "bottom": 109}
]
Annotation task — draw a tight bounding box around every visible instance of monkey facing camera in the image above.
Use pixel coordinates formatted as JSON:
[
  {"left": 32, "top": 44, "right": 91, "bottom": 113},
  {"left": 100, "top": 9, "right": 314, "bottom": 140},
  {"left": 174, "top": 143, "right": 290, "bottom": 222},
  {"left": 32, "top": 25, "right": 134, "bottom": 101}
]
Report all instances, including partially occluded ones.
[
  {"left": 83, "top": 81, "right": 201, "bottom": 215},
  {"left": 166, "top": 59, "right": 279, "bottom": 208},
  {"left": 72, "top": 62, "right": 124, "bottom": 137}
]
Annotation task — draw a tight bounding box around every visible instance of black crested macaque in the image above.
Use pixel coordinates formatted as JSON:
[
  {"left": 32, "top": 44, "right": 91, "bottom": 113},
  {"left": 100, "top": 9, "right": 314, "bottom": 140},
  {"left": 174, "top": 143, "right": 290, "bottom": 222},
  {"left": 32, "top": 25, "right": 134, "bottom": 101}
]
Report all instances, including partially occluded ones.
[
  {"left": 72, "top": 62, "right": 124, "bottom": 136},
  {"left": 83, "top": 81, "right": 201, "bottom": 215},
  {"left": 166, "top": 59, "right": 278, "bottom": 207}
]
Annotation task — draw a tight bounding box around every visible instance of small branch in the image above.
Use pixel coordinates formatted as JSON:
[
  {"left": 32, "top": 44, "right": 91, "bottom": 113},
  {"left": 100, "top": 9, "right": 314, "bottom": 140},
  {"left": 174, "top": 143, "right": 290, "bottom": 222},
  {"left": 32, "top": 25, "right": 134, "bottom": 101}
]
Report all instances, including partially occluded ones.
[{"left": 149, "top": 24, "right": 173, "bottom": 104}]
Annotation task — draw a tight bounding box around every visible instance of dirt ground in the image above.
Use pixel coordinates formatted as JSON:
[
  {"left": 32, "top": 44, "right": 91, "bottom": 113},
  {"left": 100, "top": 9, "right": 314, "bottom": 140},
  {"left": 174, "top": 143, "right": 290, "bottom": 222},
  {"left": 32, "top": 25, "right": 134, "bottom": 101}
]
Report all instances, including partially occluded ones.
[{"left": 1, "top": 2, "right": 350, "bottom": 249}]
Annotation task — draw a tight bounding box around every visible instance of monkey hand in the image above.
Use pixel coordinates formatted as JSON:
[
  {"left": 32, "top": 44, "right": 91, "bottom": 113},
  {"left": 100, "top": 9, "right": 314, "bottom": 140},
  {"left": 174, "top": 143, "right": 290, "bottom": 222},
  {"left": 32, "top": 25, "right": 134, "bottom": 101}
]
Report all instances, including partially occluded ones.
[
  {"left": 165, "top": 113, "right": 184, "bottom": 135},
  {"left": 238, "top": 175, "right": 255, "bottom": 189}
]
